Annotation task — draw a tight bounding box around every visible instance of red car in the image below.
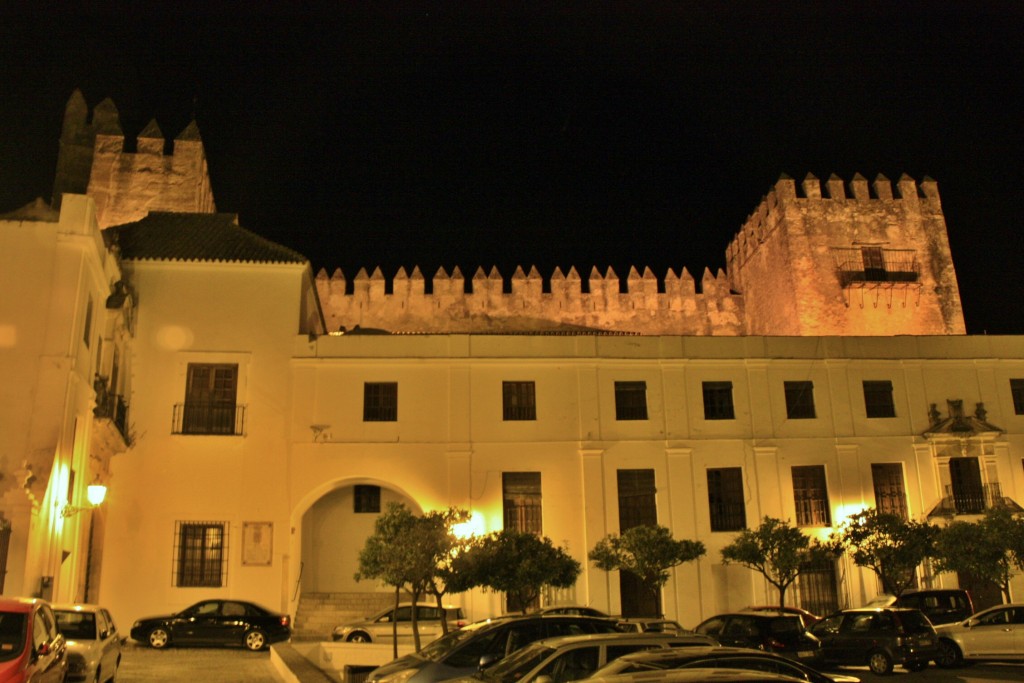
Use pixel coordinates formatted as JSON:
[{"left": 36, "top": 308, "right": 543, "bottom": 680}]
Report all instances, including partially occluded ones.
[
  {"left": 744, "top": 605, "right": 822, "bottom": 630},
  {"left": 0, "top": 597, "right": 68, "bottom": 683}
]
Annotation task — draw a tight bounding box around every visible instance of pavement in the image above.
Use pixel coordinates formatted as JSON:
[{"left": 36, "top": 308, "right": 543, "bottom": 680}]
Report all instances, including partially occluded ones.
[{"left": 273, "top": 641, "right": 341, "bottom": 683}]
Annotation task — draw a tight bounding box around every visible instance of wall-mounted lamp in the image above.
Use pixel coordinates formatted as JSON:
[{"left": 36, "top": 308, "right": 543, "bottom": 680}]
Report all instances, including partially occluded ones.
[{"left": 61, "top": 482, "right": 108, "bottom": 518}]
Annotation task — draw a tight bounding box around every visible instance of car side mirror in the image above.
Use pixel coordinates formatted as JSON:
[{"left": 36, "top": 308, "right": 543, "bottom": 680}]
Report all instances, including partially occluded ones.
[
  {"left": 478, "top": 653, "right": 501, "bottom": 670},
  {"left": 36, "top": 641, "right": 51, "bottom": 657}
]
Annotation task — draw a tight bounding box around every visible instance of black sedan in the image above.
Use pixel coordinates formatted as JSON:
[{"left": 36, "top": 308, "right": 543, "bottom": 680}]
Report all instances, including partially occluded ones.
[{"left": 130, "top": 599, "right": 291, "bottom": 651}]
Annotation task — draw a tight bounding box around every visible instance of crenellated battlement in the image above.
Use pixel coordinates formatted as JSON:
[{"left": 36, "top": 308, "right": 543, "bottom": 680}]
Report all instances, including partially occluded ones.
[
  {"left": 52, "top": 90, "right": 216, "bottom": 229},
  {"left": 315, "top": 264, "right": 744, "bottom": 335}
]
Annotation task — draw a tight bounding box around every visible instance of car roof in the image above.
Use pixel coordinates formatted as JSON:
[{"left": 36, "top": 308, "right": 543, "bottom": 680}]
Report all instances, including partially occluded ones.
[
  {"left": 617, "top": 646, "right": 757, "bottom": 661},
  {"left": 0, "top": 597, "right": 44, "bottom": 613},
  {"left": 51, "top": 603, "right": 105, "bottom": 612},
  {"left": 533, "top": 632, "right": 710, "bottom": 648},
  {"left": 590, "top": 668, "right": 808, "bottom": 683}
]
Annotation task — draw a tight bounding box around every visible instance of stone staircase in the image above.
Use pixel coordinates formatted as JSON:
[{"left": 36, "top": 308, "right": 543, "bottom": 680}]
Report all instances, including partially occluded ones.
[{"left": 293, "top": 592, "right": 396, "bottom": 641}]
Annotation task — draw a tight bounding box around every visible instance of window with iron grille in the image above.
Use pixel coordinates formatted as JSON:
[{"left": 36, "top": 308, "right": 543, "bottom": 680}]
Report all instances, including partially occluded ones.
[
  {"left": 614, "top": 381, "right": 648, "bottom": 420},
  {"left": 784, "top": 381, "right": 816, "bottom": 419},
  {"left": 863, "top": 380, "right": 896, "bottom": 418},
  {"left": 792, "top": 465, "right": 831, "bottom": 527},
  {"left": 174, "top": 521, "right": 227, "bottom": 587},
  {"left": 1011, "top": 379, "right": 1024, "bottom": 415},
  {"left": 703, "top": 381, "right": 735, "bottom": 420},
  {"left": 798, "top": 557, "right": 839, "bottom": 617},
  {"left": 354, "top": 485, "right": 381, "bottom": 513},
  {"left": 871, "top": 463, "right": 908, "bottom": 520},
  {"left": 364, "top": 382, "right": 397, "bottom": 422},
  {"left": 502, "top": 382, "right": 537, "bottom": 421},
  {"left": 83, "top": 297, "right": 93, "bottom": 347},
  {"left": 503, "top": 472, "right": 541, "bottom": 534},
  {"left": 181, "top": 364, "right": 239, "bottom": 435},
  {"left": 707, "top": 467, "right": 746, "bottom": 531},
  {"left": 617, "top": 469, "right": 657, "bottom": 529},
  {"left": 949, "top": 457, "right": 985, "bottom": 514}
]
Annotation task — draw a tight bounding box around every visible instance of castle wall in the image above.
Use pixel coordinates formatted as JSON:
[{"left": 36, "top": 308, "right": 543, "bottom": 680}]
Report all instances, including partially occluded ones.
[
  {"left": 316, "top": 265, "right": 745, "bottom": 335},
  {"left": 727, "top": 174, "right": 966, "bottom": 336}
]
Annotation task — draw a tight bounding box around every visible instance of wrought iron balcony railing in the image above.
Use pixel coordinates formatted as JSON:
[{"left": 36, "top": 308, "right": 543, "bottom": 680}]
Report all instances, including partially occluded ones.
[
  {"left": 94, "top": 392, "right": 130, "bottom": 444},
  {"left": 172, "top": 402, "right": 246, "bottom": 436},
  {"left": 933, "top": 482, "right": 1003, "bottom": 516},
  {"left": 832, "top": 247, "right": 920, "bottom": 287}
]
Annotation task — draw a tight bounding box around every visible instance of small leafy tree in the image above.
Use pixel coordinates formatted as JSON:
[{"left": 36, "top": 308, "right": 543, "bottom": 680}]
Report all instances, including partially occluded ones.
[
  {"left": 422, "top": 507, "right": 472, "bottom": 635},
  {"left": 721, "top": 516, "right": 837, "bottom": 609},
  {"left": 589, "top": 525, "right": 706, "bottom": 617},
  {"left": 933, "top": 506, "right": 1024, "bottom": 603},
  {"left": 449, "top": 530, "right": 581, "bottom": 612},
  {"left": 832, "top": 508, "right": 937, "bottom": 598}
]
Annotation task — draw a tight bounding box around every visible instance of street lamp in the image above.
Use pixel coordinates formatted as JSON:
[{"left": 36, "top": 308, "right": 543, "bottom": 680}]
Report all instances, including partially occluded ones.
[{"left": 60, "top": 482, "right": 107, "bottom": 517}]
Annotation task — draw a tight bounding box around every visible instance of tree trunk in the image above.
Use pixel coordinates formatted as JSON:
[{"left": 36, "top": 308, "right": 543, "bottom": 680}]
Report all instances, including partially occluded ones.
[{"left": 391, "top": 586, "right": 401, "bottom": 660}]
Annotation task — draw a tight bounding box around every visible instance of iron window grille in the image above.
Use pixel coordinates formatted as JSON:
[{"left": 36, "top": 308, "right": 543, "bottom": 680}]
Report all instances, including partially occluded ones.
[
  {"left": 363, "top": 382, "right": 397, "bottom": 421},
  {"left": 614, "top": 381, "right": 649, "bottom": 420},
  {"left": 1011, "top": 379, "right": 1024, "bottom": 415},
  {"left": 703, "top": 381, "right": 735, "bottom": 420},
  {"left": 502, "top": 472, "right": 542, "bottom": 534},
  {"left": 617, "top": 469, "right": 657, "bottom": 529},
  {"left": 502, "top": 382, "right": 537, "bottom": 421},
  {"left": 354, "top": 485, "right": 381, "bottom": 514},
  {"left": 792, "top": 465, "right": 831, "bottom": 526},
  {"left": 798, "top": 558, "right": 840, "bottom": 618},
  {"left": 174, "top": 521, "right": 227, "bottom": 587},
  {"left": 707, "top": 467, "right": 746, "bottom": 531},
  {"left": 871, "top": 463, "right": 909, "bottom": 520},
  {"left": 784, "top": 381, "right": 816, "bottom": 419},
  {"left": 177, "top": 363, "right": 242, "bottom": 435},
  {"left": 863, "top": 380, "right": 896, "bottom": 418}
]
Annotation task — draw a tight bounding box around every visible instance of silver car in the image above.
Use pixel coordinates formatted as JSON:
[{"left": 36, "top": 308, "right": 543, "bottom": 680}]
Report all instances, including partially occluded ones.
[
  {"left": 935, "top": 602, "right": 1024, "bottom": 667},
  {"left": 333, "top": 603, "right": 466, "bottom": 643},
  {"left": 52, "top": 603, "right": 123, "bottom": 683}
]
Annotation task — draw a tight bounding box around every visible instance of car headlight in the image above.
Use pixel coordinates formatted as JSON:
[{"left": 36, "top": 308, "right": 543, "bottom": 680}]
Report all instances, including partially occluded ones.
[{"left": 374, "top": 668, "right": 418, "bottom": 683}]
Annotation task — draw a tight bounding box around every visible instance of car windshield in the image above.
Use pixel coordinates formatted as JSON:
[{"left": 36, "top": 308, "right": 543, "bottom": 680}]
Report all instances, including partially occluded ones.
[
  {"left": 419, "top": 621, "right": 498, "bottom": 661},
  {"left": 55, "top": 610, "right": 97, "bottom": 640},
  {"left": 478, "top": 643, "right": 555, "bottom": 683},
  {"left": 0, "top": 612, "right": 28, "bottom": 662}
]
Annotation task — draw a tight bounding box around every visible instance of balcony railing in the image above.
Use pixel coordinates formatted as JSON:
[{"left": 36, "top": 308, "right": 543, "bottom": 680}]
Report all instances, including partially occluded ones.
[
  {"left": 933, "top": 482, "right": 1003, "bottom": 516},
  {"left": 832, "top": 248, "right": 920, "bottom": 287},
  {"left": 172, "top": 402, "right": 246, "bottom": 436},
  {"left": 94, "top": 391, "right": 130, "bottom": 445}
]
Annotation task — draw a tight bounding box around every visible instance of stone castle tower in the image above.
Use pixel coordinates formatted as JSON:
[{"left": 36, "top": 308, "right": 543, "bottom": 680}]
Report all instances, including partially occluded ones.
[
  {"left": 51, "top": 90, "right": 216, "bottom": 229},
  {"left": 50, "top": 92, "right": 966, "bottom": 337}
]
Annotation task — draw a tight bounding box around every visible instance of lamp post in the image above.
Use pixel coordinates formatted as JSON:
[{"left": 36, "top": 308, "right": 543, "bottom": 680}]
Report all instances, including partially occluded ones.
[{"left": 62, "top": 481, "right": 107, "bottom": 603}]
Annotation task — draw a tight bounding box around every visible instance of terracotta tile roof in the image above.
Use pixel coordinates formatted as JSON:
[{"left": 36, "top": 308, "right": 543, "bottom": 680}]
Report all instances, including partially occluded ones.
[{"left": 109, "top": 212, "right": 307, "bottom": 264}]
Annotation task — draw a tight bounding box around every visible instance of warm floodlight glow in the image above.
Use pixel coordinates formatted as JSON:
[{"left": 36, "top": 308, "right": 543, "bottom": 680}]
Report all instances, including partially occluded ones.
[
  {"left": 834, "top": 503, "right": 870, "bottom": 524},
  {"left": 452, "top": 511, "right": 486, "bottom": 539},
  {"left": 86, "top": 483, "right": 108, "bottom": 506},
  {"left": 156, "top": 324, "right": 194, "bottom": 350},
  {"left": 0, "top": 324, "right": 15, "bottom": 348}
]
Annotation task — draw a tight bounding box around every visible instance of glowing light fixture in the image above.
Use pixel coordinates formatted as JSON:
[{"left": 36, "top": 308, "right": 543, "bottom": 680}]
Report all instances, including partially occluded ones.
[{"left": 61, "top": 479, "right": 108, "bottom": 517}]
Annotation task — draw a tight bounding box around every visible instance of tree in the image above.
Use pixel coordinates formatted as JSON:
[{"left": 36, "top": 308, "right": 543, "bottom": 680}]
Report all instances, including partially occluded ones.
[
  {"left": 449, "top": 530, "right": 581, "bottom": 612},
  {"left": 422, "top": 507, "right": 472, "bottom": 635},
  {"left": 933, "top": 506, "right": 1024, "bottom": 603},
  {"left": 720, "top": 516, "right": 836, "bottom": 609},
  {"left": 588, "top": 525, "right": 706, "bottom": 617},
  {"left": 832, "top": 508, "right": 937, "bottom": 598}
]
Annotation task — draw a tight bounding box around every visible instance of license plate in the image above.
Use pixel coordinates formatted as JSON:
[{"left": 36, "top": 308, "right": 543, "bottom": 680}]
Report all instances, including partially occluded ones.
[{"left": 798, "top": 651, "right": 815, "bottom": 658}]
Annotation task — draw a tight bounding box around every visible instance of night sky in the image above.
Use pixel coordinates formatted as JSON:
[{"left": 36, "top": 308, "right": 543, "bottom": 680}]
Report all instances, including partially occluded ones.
[{"left": 1, "top": 4, "right": 1022, "bottom": 334}]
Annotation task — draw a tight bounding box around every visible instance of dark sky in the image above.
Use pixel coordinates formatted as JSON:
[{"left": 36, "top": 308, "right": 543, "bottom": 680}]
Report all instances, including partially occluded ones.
[{"left": 2, "top": 4, "right": 1022, "bottom": 334}]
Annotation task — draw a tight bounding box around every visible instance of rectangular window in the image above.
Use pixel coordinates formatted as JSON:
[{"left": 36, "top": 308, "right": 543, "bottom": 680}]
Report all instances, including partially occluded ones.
[
  {"left": 792, "top": 465, "right": 831, "bottom": 526},
  {"left": 707, "top": 467, "right": 746, "bottom": 531},
  {"left": 871, "top": 463, "right": 908, "bottom": 520},
  {"left": 180, "top": 364, "right": 240, "bottom": 435},
  {"left": 861, "top": 246, "right": 886, "bottom": 281},
  {"left": 503, "top": 472, "right": 542, "bottom": 534},
  {"left": 175, "top": 521, "right": 227, "bottom": 587},
  {"left": 614, "top": 381, "right": 648, "bottom": 420},
  {"left": 703, "top": 381, "right": 735, "bottom": 420},
  {"left": 363, "top": 382, "right": 397, "bottom": 422},
  {"left": 798, "top": 558, "right": 840, "bottom": 618},
  {"left": 83, "top": 297, "right": 93, "bottom": 347},
  {"left": 784, "top": 381, "right": 816, "bottom": 419},
  {"left": 354, "top": 485, "right": 381, "bottom": 513},
  {"left": 949, "top": 457, "right": 985, "bottom": 514},
  {"left": 1011, "top": 379, "right": 1024, "bottom": 415},
  {"left": 863, "top": 380, "right": 896, "bottom": 418},
  {"left": 617, "top": 469, "right": 657, "bottom": 529},
  {"left": 502, "top": 381, "right": 537, "bottom": 421}
]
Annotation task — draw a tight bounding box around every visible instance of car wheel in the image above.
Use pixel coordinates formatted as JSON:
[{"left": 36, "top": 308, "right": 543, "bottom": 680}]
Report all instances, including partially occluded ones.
[
  {"left": 867, "top": 650, "right": 894, "bottom": 675},
  {"left": 244, "top": 629, "right": 267, "bottom": 651},
  {"left": 148, "top": 627, "right": 170, "bottom": 649},
  {"left": 905, "top": 660, "right": 928, "bottom": 672},
  {"left": 347, "top": 632, "right": 371, "bottom": 643},
  {"left": 936, "top": 639, "right": 963, "bottom": 669}
]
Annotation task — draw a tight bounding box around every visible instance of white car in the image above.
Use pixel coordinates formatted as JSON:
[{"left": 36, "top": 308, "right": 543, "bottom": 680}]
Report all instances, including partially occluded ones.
[
  {"left": 332, "top": 602, "right": 465, "bottom": 643},
  {"left": 935, "top": 602, "right": 1024, "bottom": 667},
  {"left": 52, "top": 603, "right": 123, "bottom": 683}
]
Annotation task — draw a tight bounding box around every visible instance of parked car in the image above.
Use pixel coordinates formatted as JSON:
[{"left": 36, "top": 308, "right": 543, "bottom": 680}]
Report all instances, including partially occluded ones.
[
  {"left": 809, "top": 607, "right": 938, "bottom": 674},
  {"left": 53, "top": 602, "right": 123, "bottom": 683},
  {"left": 333, "top": 603, "right": 466, "bottom": 643},
  {"left": 588, "top": 669, "right": 829, "bottom": 683},
  {"left": 533, "top": 607, "right": 610, "bottom": 618},
  {"left": 934, "top": 602, "right": 1024, "bottom": 667},
  {"left": 590, "top": 645, "right": 860, "bottom": 683},
  {"left": 366, "top": 615, "right": 622, "bottom": 683},
  {"left": 614, "top": 619, "right": 689, "bottom": 635},
  {"left": 693, "top": 611, "right": 822, "bottom": 664},
  {"left": 862, "top": 588, "right": 973, "bottom": 626},
  {"left": 0, "top": 597, "right": 68, "bottom": 683},
  {"left": 443, "top": 631, "right": 719, "bottom": 683},
  {"left": 744, "top": 607, "right": 821, "bottom": 630},
  {"left": 129, "top": 599, "right": 291, "bottom": 651}
]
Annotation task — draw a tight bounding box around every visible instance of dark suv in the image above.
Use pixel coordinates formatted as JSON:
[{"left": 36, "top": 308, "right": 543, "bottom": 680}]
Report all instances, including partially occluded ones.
[
  {"left": 888, "top": 589, "right": 973, "bottom": 626},
  {"left": 366, "top": 615, "right": 621, "bottom": 683},
  {"left": 693, "top": 611, "right": 821, "bottom": 664},
  {"left": 810, "top": 607, "right": 939, "bottom": 674}
]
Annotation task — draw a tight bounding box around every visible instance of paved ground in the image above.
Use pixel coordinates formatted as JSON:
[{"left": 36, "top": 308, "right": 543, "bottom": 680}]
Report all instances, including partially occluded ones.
[{"left": 116, "top": 642, "right": 287, "bottom": 683}]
